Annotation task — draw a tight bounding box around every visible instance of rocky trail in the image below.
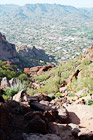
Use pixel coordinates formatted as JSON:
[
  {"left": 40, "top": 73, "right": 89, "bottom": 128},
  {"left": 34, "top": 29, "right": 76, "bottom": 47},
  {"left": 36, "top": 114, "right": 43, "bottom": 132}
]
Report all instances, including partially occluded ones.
[{"left": 0, "top": 90, "right": 93, "bottom": 140}]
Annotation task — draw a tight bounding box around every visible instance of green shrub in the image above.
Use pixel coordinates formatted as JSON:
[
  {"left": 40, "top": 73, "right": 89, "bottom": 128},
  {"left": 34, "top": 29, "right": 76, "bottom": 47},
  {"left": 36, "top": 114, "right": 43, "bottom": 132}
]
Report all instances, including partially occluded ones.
[
  {"left": 83, "top": 59, "right": 91, "bottom": 65},
  {"left": 27, "top": 88, "right": 37, "bottom": 96},
  {"left": 55, "top": 92, "right": 62, "bottom": 98},
  {"left": 68, "top": 93, "right": 75, "bottom": 97},
  {"left": 86, "top": 99, "right": 93, "bottom": 106},
  {"left": 5, "top": 80, "right": 26, "bottom": 98},
  {"left": 19, "top": 73, "right": 28, "bottom": 81}
]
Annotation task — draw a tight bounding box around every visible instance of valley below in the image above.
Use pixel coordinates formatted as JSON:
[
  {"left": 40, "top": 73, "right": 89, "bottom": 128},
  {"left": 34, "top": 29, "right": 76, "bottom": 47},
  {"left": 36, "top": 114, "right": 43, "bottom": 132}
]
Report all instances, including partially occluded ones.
[{"left": 0, "top": 4, "right": 93, "bottom": 64}]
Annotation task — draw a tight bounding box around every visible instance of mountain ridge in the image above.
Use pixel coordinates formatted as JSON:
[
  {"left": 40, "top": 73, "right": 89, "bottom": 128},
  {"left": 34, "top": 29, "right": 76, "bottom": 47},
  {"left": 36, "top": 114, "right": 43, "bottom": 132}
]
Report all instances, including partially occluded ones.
[{"left": 0, "top": 4, "right": 93, "bottom": 20}]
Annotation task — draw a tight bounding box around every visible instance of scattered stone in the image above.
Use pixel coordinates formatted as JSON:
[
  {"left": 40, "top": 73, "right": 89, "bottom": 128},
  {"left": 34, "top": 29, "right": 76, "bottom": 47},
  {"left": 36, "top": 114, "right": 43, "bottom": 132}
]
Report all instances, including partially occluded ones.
[
  {"left": 73, "top": 95, "right": 91, "bottom": 105},
  {"left": 59, "top": 87, "right": 67, "bottom": 93},
  {"left": 75, "top": 89, "right": 88, "bottom": 97}
]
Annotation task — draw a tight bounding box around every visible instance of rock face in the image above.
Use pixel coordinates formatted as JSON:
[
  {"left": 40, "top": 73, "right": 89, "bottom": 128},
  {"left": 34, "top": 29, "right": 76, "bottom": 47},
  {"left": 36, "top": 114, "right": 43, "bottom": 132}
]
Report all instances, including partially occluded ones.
[
  {"left": 18, "top": 46, "right": 46, "bottom": 58},
  {"left": 0, "top": 32, "right": 19, "bottom": 63},
  {"left": 24, "top": 65, "right": 55, "bottom": 75}
]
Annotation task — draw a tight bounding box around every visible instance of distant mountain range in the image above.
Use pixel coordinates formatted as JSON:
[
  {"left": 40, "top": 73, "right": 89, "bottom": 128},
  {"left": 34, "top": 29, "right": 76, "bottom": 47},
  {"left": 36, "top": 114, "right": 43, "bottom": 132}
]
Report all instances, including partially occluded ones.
[{"left": 0, "top": 4, "right": 93, "bottom": 22}]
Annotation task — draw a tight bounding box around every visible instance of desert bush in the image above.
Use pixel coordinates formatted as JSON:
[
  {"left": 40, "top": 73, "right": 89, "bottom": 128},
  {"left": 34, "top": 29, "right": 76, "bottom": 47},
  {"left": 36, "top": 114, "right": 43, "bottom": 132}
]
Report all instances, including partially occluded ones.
[
  {"left": 19, "top": 73, "right": 28, "bottom": 81},
  {"left": 5, "top": 80, "right": 26, "bottom": 97},
  {"left": 27, "top": 88, "right": 37, "bottom": 96}
]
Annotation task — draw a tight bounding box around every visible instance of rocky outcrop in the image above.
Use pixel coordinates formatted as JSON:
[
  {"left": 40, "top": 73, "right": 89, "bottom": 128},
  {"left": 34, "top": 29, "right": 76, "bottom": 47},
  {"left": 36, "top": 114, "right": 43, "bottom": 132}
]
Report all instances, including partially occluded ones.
[
  {"left": 24, "top": 65, "right": 55, "bottom": 75},
  {"left": 82, "top": 45, "right": 93, "bottom": 60},
  {"left": 18, "top": 46, "right": 46, "bottom": 58},
  {"left": 59, "top": 69, "right": 80, "bottom": 88},
  {"left": 0, "top": 77, "right": 17, "bottom": 91},
  {"left": 18, "top": 45, "right": 56, "bottom": 67},
  {"left": 0, "top": 77, "right": 10, "bottom": 90},
  {"left": 0, "top": 32, "right": 19, "bottom": 63},
  {"left": 66, "top": 69, "right": 80, "bottom": 84}
]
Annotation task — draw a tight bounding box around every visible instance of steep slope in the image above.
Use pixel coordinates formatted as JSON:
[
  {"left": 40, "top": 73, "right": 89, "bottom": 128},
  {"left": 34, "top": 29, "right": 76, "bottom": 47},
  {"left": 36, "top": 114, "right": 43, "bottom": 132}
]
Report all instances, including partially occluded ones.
[{"left": 30, "top": 45, "right": 93, "bottom": 95}]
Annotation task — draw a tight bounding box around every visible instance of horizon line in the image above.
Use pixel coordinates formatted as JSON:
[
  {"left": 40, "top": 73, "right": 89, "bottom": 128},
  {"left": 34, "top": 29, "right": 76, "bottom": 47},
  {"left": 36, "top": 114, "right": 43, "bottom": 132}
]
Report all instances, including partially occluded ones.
[{"left": 0, "top": 3, "right": 93, "bottom": 9}]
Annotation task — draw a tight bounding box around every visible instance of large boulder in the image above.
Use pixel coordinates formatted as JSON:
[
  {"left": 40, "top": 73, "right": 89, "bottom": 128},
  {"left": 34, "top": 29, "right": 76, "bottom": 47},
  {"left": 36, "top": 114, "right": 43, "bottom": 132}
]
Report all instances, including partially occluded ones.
[
  {"left": 49, "top": 123, "right": 75, "bottom": 140},
  {"left": 13, "top": 90, "right": 28, "bottom": 102},
  {"left": 65, "top": 104, "right": 93, "bottom": 130},
  {"left": 29, "top": 101, "right": 53, "bottom": 112},
  {"left": 25, "top": 111, "right": 48, "bottom": 134}
]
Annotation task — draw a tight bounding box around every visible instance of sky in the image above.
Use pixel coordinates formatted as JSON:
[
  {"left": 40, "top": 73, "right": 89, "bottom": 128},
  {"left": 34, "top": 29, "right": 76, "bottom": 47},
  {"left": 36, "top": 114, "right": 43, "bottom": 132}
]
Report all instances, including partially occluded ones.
[{"left": 0, "top": 0, "right": 93, "bottom": 8}]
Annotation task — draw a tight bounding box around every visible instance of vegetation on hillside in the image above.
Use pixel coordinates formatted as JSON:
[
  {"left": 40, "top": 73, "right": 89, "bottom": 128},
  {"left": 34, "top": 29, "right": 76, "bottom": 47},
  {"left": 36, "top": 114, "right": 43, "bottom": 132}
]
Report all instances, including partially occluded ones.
[{"left": 28, "top": 57, "right": 93, "bottom": 95}]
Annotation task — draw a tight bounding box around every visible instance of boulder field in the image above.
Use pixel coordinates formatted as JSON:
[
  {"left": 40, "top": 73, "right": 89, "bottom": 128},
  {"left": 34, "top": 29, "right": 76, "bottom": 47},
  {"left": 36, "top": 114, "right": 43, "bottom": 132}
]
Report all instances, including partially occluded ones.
[{"left": 0, "top": 90, "right": 93, "bottom": 140}]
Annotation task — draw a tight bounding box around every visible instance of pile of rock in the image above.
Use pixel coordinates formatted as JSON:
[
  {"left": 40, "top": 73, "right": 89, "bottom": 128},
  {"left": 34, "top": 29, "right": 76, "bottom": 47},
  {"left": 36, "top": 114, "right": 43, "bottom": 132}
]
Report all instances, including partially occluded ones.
[{"left": 0, "top": 90, "right": 93, "bottom": 140}]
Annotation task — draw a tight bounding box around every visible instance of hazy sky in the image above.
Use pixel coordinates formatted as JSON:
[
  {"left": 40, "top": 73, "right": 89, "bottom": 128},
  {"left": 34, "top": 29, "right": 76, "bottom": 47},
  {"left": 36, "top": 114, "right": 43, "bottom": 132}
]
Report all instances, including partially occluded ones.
[{"left": 0, "top": 0, "right": 93, "bottom": 8}]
